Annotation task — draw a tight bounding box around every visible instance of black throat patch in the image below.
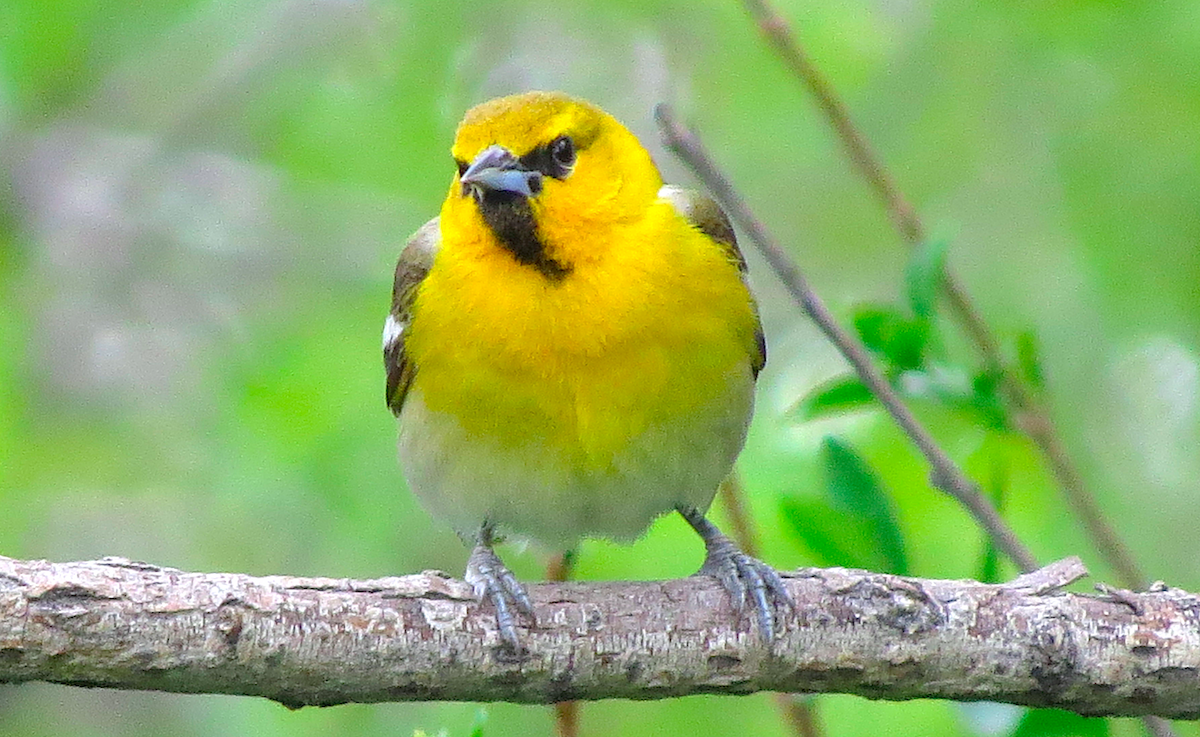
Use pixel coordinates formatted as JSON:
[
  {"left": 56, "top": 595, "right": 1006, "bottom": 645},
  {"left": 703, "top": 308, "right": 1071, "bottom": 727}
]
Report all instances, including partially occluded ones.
[{"left": 476, "top": 191, "right": 571, "bottom": 282}]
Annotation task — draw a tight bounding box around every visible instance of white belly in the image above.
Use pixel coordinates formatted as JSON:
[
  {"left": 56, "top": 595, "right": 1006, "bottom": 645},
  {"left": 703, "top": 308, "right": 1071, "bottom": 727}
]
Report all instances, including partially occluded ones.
[{"left": 397, "top": 371, "right": 754, "bottom": 548}]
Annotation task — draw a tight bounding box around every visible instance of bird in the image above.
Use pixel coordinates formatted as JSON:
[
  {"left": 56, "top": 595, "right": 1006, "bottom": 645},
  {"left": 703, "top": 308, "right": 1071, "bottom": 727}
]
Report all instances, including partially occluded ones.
[{"left": 384, "top": 91, "right": 792, "bottom": 647}]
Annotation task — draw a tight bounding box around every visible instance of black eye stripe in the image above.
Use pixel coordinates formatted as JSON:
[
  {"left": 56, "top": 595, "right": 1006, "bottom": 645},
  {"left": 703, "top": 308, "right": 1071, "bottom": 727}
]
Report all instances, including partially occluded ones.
[
  {"left": 520, "top": 135, "right": 577, "bottom": 179},
  {"left": 456, "top": 138, "right": 577, "bottom": 181}
]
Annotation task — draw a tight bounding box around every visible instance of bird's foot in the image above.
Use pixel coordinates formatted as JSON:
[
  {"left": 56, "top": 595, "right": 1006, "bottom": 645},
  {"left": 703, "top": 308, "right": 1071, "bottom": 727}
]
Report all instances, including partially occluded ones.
[
  {"left": 465, "top": 541, "right": 535, "bottom": 648},
  {"left": 699, "top": 543, "right": 794, "bottom": 642},
  {"left": 679, "top": 506, "right": 794, "bottom": 643}
]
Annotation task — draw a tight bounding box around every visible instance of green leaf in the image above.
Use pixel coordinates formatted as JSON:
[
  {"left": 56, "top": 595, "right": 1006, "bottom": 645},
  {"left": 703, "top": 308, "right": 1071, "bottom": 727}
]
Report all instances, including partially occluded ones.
[
  {"left": 1016, "top": 330, "right": 1045, "bottom": 390},
  {"left": 779, "top": 497, "right": 886, "bottom": 571},
  {"left": 978, "top": 531, "right": 1001, "bottom": 586},
  {"left": 853, "top": 306, "right": 899, "bottom": 355},
  {"left": 789, "top": 375, "right": 875, "bottom": 421},
  {"left": 820, "top": 437, "right": 908, "bottom": 575},
  {"left": 969, "top": 369, "right": 1011, "bottom": 431},
  {"left": 852, "top": 306, "right": 930, "bottom": 371},
  {"left": 888, "top": 323, "right": 931, "bottom": 372},
  {"left": 977, "top": 465, "right": 1007, "bottom": 585},
  {"left": 895, "top": 365, "right": 1011, "bottom": 431},
  {"left": 905, "top": 237, "right": 950, "bottom": 321},
  {"left": 1012, "top": 708, "right": 1109, "bottom": 737},
  {"left": 468, "top": 708, "right": 489, "bottom": 737}
]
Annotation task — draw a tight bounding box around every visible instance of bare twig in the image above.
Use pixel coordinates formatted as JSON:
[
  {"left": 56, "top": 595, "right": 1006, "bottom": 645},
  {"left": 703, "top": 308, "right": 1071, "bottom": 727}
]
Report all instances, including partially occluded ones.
[
  {"left": 656, "top": 106, "right": 1038, "bottom": 574},
  {"left": 547, "top": 551, "right": 579, "bottom": 737},
  {"left": 1003, "top": 556, "right": 1088, "bottom": 595},
  {"left": 5, "top": 555, "right": 1200, "bottom": 717},
  {"left": 717, "top": 475, "right": 762, "bottom": 559},
  {"left": 1022, "top": 417, "right": 1146, "bottom": 588},
  {"left": 736, "top": 0, "right": 1147, "bottom": 592},
  {"left": 778, "top": 695, "right": 824, "bottom": 737},
  {"left": 739, "top": 0, "right": 920, "bottom": 243}
]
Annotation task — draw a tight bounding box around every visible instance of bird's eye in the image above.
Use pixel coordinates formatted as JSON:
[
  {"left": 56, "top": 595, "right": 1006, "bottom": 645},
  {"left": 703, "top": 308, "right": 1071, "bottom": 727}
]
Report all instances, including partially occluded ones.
[
  {"left": 456, "top": 159, "right": 469, "bottom": 177},
  {"left": 548, "top": 136, "right": 576, "bottom": 173}
]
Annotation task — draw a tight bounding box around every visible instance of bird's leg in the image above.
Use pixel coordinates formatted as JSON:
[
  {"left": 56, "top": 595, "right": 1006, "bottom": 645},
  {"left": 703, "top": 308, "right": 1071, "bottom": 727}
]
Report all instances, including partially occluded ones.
[
  {"left": 464, "top": 522, "right": 536, "bottom": 648},
  {"left": 677, "top": 505, "right": 794, "bottom": 643}
]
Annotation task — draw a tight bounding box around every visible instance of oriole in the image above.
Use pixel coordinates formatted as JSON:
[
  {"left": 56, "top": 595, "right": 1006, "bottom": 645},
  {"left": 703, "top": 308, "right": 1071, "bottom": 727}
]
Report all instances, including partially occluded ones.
[{"left": 384, "top": 91, "right": 791, "bottom": 645}]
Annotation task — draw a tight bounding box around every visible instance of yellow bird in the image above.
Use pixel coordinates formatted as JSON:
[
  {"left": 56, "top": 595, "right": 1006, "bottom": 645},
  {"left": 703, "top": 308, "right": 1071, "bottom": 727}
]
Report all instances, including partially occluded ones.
[{"left": 384, "top": 91, "right": 791, "bottom": 645}]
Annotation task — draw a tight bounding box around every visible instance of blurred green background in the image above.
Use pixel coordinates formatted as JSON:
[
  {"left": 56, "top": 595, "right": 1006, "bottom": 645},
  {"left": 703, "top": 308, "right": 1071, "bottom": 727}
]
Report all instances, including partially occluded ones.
[{"left": 2, "top": 0, "right": 1199, "bottom": 735}]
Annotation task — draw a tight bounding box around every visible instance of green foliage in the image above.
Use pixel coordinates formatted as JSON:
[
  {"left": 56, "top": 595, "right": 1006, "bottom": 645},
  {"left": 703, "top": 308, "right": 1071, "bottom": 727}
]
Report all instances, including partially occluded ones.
[
  {"left": 781, "top": 437, "right": 908, "bottom": 574},
  {"left": 1016, "top": 330, "right": 1045, "bottom": 392},
  {"left": 905, "top": 237, "right": 950, "bottom": 322},
  {"left": 4, "top": 0, "right": 1200, "bottom": 736},
  {"left": 810, "top": 305, "right": 1014, "bottom": 431},
  {"left": 410, "top": 709, "right": 486, "bottom": 737},
  {"left": 789, "top": 374, "right": 874, "bottom": 421},
  {"left": 826, "top": 238, "right": 1018, "bottom": 433},
  {"left": 1011, "top": 708, "right": 1110, "bottom": 737},
  {"left": 468, "top": 708, "right": 488, "bottom": 737},
  {"left": 781, "top": 497, "right": 888, "bottom": 571},
  {"left": 821, "top": 437, "right": 908, "bottom": 575},
  {"left": 853, "top": 305, "right": 931, "bottom": 372},
  {"left": 977, "top": 470, "right": 1006, "bottom": 585}
]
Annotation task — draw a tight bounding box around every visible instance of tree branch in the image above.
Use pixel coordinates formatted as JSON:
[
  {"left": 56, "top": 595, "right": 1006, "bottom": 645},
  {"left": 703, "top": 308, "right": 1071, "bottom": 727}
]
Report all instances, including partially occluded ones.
[
  {"left": 655, "top": 105, "right": 1039, "bottom": 574},
  {"left": 2, "top": 555, "right": 1199, "bottom": 717},
  {"left": 735, "top": 0, "right": 1147, "bottom": 592}
]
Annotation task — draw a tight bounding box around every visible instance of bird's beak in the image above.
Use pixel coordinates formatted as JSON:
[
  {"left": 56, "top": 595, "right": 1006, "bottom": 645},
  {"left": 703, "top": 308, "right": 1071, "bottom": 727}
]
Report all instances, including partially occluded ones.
[{"left": 460, "top": 145, "right": 543, "bottom": 199}]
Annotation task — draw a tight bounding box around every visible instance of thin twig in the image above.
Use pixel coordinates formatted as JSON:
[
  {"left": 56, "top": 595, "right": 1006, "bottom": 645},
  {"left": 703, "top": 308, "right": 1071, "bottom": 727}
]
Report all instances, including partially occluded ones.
[
  {"left": 656, "top": 105, "right": 1038, "bottom": 574},
  {"left": 736, "top": 0, "right": 1147, "bottom": 591},
  {"left": 1002, "top": 556, "right": 1088, "bottom": 595},
  {"left": 740, "top": 0, "right": 920, "bottom": 243},
  {"left": 719, "top": 475, "right": 825, "bottom": 737},
  {"left": 717, "top": 475, "right": 762, "bottom": 559},
  {"left": 547, "top": 551, "right": 579, "bottom": 737},
  {"left": 778, "top": 695, "right": 824, "bottom": 737},
  {"left": 1021, "top": 415, "right": 1146, "bottom": 588}
]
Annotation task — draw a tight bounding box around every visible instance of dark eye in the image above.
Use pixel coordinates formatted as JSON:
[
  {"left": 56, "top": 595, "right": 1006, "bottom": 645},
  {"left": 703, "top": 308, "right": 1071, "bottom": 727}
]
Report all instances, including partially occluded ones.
[
  {"left": 549, "top": 136, "right": 576, "bottom": 172},
  {"left": 456, "top": 159, "right": 469, "bottom": 177}
]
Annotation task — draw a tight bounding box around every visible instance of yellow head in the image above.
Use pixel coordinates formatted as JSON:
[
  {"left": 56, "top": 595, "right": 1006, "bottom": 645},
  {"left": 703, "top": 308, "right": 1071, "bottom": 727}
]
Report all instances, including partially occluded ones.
[{"left": 441, "top": 91, "right": 663, "bottom": 280}]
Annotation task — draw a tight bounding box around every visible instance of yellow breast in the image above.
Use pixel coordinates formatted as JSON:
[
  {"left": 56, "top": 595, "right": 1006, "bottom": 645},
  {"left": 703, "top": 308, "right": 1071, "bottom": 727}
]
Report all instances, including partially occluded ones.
[{"left": 405, "top": 196, "right": 758, "bottom": 472}]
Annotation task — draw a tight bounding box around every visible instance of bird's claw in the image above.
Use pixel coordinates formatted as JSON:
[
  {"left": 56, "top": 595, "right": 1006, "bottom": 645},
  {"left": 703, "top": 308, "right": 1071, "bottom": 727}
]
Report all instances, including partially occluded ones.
[
  {"left": 679, "top": 505, "right": 794, "bottom": 644},
  {"left": 699, "top": 544, "right": 794, "bottom": 644},
  {"left": 465, "top": 542, "right": 535, "bottom": 648}
]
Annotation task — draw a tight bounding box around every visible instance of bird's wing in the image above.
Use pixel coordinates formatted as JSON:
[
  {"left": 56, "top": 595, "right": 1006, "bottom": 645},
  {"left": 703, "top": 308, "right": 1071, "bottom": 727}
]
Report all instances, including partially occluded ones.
[
  {"left": 659, "top": 185, "right": 766, "bottom": 377},
  {"left": 384, "top": 217, "right": 439, "bottom": 415}
]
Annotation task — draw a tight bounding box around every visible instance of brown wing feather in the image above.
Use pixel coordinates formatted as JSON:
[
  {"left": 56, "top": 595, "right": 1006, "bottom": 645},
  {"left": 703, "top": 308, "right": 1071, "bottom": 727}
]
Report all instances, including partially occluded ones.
[
  {"left": 384, "top": 217, "right": 439, "bottom": 415},
  {"left": 659, "top": 185, "right": 766, "bottom": 377}
]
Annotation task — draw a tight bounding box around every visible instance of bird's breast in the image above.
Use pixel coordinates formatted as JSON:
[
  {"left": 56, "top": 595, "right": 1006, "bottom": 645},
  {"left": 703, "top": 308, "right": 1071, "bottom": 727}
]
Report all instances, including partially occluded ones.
[{"left": 405, "top": 217, "right": 757, "bottom": 470}]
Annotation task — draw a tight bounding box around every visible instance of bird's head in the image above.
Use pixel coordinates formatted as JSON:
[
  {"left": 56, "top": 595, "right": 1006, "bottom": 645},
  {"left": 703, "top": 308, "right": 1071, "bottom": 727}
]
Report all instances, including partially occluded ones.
[{"left": 441, "top": 91, "right": 663, "bottom": 281}]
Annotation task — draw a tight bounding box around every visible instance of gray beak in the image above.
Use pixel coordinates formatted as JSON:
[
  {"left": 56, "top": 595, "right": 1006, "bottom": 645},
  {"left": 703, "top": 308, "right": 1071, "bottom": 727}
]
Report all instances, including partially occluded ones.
[{"left": 460, "top": 145, "right": 543, "bottom": 198}]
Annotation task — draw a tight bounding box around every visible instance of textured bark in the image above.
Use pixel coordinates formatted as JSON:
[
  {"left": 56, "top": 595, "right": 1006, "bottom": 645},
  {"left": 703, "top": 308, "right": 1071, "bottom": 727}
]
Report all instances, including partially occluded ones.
[{"left": 0, "top": 555, "right": 1198, "bottom": 716}]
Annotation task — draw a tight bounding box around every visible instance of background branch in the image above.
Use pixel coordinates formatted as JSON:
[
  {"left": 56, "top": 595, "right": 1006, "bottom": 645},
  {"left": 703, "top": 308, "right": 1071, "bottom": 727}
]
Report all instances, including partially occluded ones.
[
  {"left": 656, "top": 106, "right": 1038, "bottom": 574},
  {"left": 660, "top": 97, "right": 1177, "bottom": 737},
  {"left": 3, "top": 555, "right": 1200, "bottom": 718},
  {"left": 735, "top": 0, "right": 1147, "bottom": 592}
]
